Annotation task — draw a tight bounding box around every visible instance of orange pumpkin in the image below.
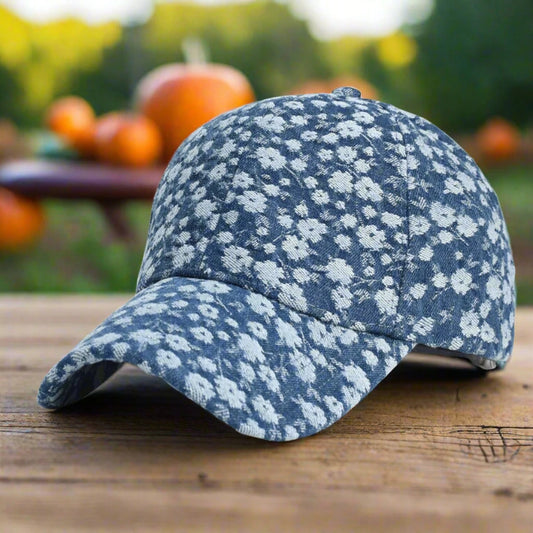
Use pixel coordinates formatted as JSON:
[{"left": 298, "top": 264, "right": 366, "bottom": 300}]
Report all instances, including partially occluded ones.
[
  {"left": 135, "top": 64, "right": 255, "bottom": 160},
  {"left": 477, "top": 117, "right": 521, "bottom": 161},
  {"left": 94, "top": 112, "right": 162, "bottom": 168},
  {"left": 0, "top": 188, "right": 45, "bottom": 250},
  {"left": 289, "top": 76, "right": 379, "bottom": 100},
  {"left": 45, "top": 96, "right": 96, "bottom": 157}
]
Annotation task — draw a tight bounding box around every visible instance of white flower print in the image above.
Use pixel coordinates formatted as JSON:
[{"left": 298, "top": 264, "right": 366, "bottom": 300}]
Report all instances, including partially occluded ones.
[
  {"left": 357, "top": 225, "right": 386, "bottom": 250},
  {"left": 430, "top": 202, "right": 456, "bottom": 228},
  {"left": 237, "top": 191, "right": 267, "bottom": 213},
  {"left": 238, "top": 333, "right": 265, "bottom": 363},
  {"left": 255, "top": 113, "right": 285, "bottom": 133},
  {"left": 324, "top": 396, "right": 344, "bottom": 417},
  {"left": 382, "top": 212, "right": 402, "bottom": 228},
  {"left": 480, "top": 322, "right": 496, "bottom": 343},
  {"left": 167, "top": 334, "right": 192, "bottom": 352},
  {"left": 222, "top": 245, "right": 253, "bottom": 273},
  {"left": 299, "top": 400, "right": 327, "bottom": 429},
  {"left": 374, "top": 288, "right": 398, "bottom": 315},
  {"left": 335, "top": 234, "right": 352, "bottom": 250},
  {"left": 256, "top": 146, "right": 286, "bottom": 170},
  {"left": 246, "top": 293, "right": 276, "bottom": 317},
  {"left": 197, "top": 305, "right": 218, "bottom": 320},
  {"left": 195, "top": 199, "right": 217, "bottom": 219},
  {"left": 311, "top": 189, "right": 329, "bottom": 204},
  {"left": 328, "top": 171, "right": 353, "bottom": 194},
  {"left": 276, "top": 318, "right": 302, "bottom": 348},
  {"left": 289, "top": 350, "right": 316, "bottom": 383},
  {"left": 325, "top": 258, "right": 354, "bottom": 284},
  {"left": 450, "top": 268, "right": 473, "bottom": 295},
  {"left": 197, "top": 356, "right": 217, "bottom": 374},
  {"left": 185, "top": 372, "right": 215, "bottom": 404},
  {"left": 190, "top": 327, "right": 213, "bottom": 344},
  {"left": 418, "top": 245, "right": 434, "bottom": 261},
  {"left": 337, "top": 120, "right": 363, "bottom": 138},
  {"left": 252, "top": 395, "right": 281, "bottom": 424},
  {"left": 460, "top": 311, "right": 480, "bottom": 337},
  {"left": 343, "top": 364, "right": 371, "bottom": 393},
  {"left": 239, "top": 418, "right": 265, "bottom": 439},
  {"left": 486, "top": 275, "right": 502, "bottom": 300},
  {"left": 413, "top": 317, "right": 435, "bottom": 335},
  {"left": 297, "top": 218, "right": 327, "bottom": 242},
  {"left": 215, "top": 376, "right": 246, "bottom": 409},
  {"left": 410, "top": 215, "right": 430, "bottom": 236},
  {"left": 254, "top": 260, "right": 285, "bottom": 287},
  {"left": 156, "top": 349, "right": 181, "bottom": 369},
  {"left": 257, "top": 365, "right": 281, "bottom": 392},
  {"left": 456, "top": 215, "right": 478, "bottom": 237},
  {"left": 337, "top": 146, "right": 357, "bottom": 163},
  {"left": 248, "top": 321, "right": 268, "bottom": 339},
  {"left": 282, "top": 235, "right": 310, "bottom": 260},
  {"left": 172, "top": 244, "right": 195, "bottom": 268},
  {"left": 354, "top": 176, "right": 383, "bottom": 202}
]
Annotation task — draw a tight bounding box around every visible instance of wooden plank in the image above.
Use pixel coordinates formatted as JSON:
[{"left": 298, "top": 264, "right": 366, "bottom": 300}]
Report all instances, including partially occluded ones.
[{"left": 1, "top": 297, "right": 532, "bottom": 532}]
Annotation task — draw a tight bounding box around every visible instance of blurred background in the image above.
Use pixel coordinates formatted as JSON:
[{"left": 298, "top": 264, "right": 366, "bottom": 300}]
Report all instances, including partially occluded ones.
[{"left": 0, "top": 0, "right": 531, "bottom": 301}]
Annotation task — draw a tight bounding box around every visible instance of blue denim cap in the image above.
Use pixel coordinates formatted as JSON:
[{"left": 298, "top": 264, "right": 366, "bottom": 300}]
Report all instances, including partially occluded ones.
[{"left": 38, "top": 87, "right": 516, "bottom": 441}]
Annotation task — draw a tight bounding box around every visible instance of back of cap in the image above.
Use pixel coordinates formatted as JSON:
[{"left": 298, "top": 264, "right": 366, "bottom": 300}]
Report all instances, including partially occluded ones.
[{"left": 394, "top": 109, "right": 516, "bottom": 368}]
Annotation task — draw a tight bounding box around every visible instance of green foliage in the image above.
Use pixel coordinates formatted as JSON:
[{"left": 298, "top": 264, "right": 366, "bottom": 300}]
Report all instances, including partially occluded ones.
[{"left": 411, "top": 0, "right": 533, "bottom": 131}]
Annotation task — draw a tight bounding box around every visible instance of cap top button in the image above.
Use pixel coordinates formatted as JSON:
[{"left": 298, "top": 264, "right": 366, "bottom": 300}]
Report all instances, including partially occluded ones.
[{"left": 332, "top": 86, "right": 362, "bottom": 99}]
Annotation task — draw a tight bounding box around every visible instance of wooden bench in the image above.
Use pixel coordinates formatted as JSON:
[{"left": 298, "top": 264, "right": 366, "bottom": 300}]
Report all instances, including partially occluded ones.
[{"left": 1, "top": 296, "right": 532, "bottom": 531}]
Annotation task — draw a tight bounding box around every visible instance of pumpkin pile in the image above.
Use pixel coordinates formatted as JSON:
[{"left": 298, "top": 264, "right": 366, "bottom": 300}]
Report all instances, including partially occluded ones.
[{"left": 45, "top": 63, "right": 255, "bottom": 167}]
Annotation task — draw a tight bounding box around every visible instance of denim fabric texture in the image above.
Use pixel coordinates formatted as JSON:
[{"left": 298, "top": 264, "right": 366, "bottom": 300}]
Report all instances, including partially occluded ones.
[{"left": 38, "top": 87, "right": 516, "bottom": 441}]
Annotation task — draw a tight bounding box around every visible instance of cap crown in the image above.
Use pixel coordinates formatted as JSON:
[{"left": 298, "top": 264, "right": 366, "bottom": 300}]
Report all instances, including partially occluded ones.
[{"left": 137, "top": 90, "right": 515, "bottom": 365}]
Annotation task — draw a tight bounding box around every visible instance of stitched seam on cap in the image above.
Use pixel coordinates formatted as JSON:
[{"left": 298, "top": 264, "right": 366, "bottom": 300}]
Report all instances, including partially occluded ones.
[
  {"left": 372, "top": 101, "right": 411, "bottom": 339},
  {"left": 151, "top": 272, "right": 413, "bottom": 346},
  {"left": 394, "top": 113, "right": 413, "bottom": 340}
]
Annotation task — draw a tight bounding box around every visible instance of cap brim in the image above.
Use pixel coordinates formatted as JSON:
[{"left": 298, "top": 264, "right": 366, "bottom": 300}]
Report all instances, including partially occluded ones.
[{"left": 38, "top": 277, "right": 414, "bottom": 441}]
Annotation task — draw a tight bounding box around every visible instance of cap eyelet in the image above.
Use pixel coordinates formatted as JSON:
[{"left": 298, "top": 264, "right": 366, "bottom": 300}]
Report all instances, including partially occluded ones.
[{"left": 332, "top": 86, "right": 362, "bottom": 98}]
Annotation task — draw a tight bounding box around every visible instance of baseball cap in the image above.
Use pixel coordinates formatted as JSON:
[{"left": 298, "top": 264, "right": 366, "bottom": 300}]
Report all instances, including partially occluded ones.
[{"left": 38, "top": 87, "right": 516, "bottom": 441}]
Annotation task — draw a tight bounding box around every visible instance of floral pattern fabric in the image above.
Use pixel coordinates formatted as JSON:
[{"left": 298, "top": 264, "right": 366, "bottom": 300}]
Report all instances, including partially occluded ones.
[{"left": 38, "top": 87, "right": 515, "bottom": 440}]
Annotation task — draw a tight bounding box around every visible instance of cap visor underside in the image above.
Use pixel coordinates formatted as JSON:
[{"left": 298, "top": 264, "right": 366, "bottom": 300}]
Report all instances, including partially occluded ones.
[{"left": 38, "top": 277, "right": 414, "bottom": 441}]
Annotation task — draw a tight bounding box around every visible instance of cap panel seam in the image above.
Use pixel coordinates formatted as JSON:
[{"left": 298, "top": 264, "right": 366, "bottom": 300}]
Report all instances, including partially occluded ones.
[
  {"left": 150, "top": 272, "right": 413, "bottom": 346},
  {"left": 372, "top": 101, "right": 411, "bottom": 339}
]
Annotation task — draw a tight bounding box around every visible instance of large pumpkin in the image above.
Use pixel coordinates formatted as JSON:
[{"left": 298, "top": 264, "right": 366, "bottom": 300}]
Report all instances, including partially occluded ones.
[
  {"left": 135, "top": 63, "right": 255, "bottom": 160},
  {"left": 0, "top": 188, "right": 45, "bottom": 250}
]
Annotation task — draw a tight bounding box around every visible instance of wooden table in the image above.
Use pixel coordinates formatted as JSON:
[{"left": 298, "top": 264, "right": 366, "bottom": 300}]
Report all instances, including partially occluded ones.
[
  {"left": 1, "top": 296, "right": 532, "bottom": 532},
  {"left": 0, "top": 160, "right": 163, "bottom": 240}
]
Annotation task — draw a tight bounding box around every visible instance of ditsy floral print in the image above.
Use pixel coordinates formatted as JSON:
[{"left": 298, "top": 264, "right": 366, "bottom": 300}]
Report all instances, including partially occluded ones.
[{"left": 38, "top": 88, "right": 515, "bottom": 441}]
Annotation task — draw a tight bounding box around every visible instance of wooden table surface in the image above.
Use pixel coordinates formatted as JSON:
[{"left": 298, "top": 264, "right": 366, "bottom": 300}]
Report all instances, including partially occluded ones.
[{"left": 1, "top": 296, "right": 532, "bottom": 532}]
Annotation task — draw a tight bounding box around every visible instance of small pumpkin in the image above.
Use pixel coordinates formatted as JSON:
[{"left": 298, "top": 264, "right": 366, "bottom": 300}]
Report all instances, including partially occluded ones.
[
  {"left": 45, "top": 96, "right": 96, "bottom": 157},
  {"left": 0, "top": 188, "right": 45, "bottom": 250},
  {"left": 477, "top": 117, "right": 521, "bottom": 161},
  {"left": 94, "top": 112, "right": 162, "bottom": 168}
]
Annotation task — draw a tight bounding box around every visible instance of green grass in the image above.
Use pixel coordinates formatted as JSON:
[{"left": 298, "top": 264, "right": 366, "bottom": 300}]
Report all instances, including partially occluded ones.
[
  {"left": 0, "top": 163, "right": 532, "bottom": 303},
  {"left": 0, "top": 201, "right": 151, "bottom": 293}
]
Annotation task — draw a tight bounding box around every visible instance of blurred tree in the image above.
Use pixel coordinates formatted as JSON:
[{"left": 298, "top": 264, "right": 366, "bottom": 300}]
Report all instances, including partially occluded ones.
[
  {"left": 411, "top": 0, "right": 533, "bottom": 131},
  {"left": 144, "top": 1, "right": 328, "bottom": 99},
  {"left": 0, "top": 6, "right": 121, "bottom": 127}
]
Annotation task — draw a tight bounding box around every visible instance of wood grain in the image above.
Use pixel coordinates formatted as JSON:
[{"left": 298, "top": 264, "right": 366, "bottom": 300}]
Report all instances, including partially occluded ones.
[{"left": 1, "top": 296, "right": 532, "bottom": 532}]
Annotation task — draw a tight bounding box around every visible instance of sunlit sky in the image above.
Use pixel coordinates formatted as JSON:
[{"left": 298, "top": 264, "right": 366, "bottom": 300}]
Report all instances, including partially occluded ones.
[{"left": 0, "top": 0, "right": 432, "bottom": 38}]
